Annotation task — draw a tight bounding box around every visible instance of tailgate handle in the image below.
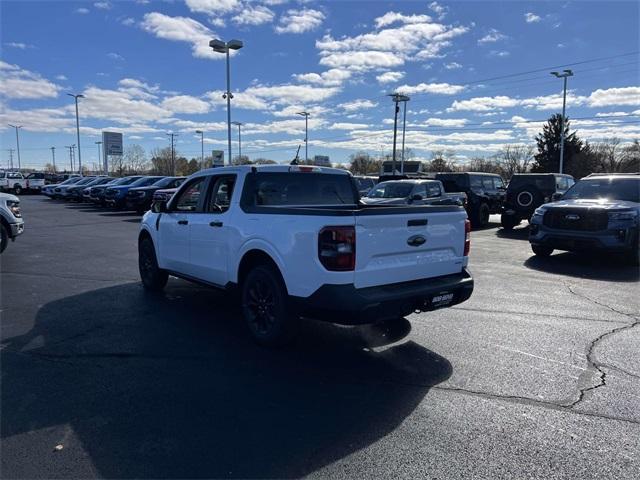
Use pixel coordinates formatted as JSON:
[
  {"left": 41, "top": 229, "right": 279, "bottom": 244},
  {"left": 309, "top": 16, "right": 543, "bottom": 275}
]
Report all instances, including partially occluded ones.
[
  {"left": 177, "top": 219, "right": 189, "bottom": 225},
  {"left": 408, "top": 218, "right": 428, "bottom": 227}
]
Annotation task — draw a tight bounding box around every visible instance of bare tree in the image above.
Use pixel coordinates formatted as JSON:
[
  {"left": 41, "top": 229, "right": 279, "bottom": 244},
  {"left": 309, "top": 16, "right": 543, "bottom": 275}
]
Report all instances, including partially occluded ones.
[
  {"left": 590, "top": 137, "right": 640, "bottom": 173},
  {"left": 124, "top": 144, "right": 149, "bottom": 174},
  {"left": 496, "top": 144, "right": 533, "bottom": 179},
  {"left": 466, "top": 156, "right": 502, "bottom": 174},
  {"left": 349, "top": 151, "right": 381, "bottom": 175},
  {"left": 150, "top": 147, "right": 173, "bottom": 176},
  {"left": 424, "top": 149, "right": 456, "bottom": 172}
]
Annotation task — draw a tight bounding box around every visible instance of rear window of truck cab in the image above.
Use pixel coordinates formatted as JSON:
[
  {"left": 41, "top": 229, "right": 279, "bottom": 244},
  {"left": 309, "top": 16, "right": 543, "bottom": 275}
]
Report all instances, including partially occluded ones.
[{"left": 241, "top": 172, "right": 358, "bottom": 207}]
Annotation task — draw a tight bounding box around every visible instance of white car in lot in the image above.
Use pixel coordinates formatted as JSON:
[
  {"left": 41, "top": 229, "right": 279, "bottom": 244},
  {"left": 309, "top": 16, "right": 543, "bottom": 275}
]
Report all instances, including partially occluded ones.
[
  {"left": 0, "top": 171, "right": 28, "bottom": 195},
  {"left": 0, "top": 192, "right": 24, "bottom": 253},
  {"left": 138, "top": 165, "right": 473, "bottom": 345}
]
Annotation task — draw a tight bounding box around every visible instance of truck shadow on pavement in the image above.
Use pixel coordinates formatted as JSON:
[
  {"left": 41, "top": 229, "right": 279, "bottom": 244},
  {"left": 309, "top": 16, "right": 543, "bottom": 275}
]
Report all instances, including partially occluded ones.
[
  {"left": 495, "top": 226, "right": 530, "bottom": 241},
  {"left": 524, "top": 252, "right": 639, "bottom": 282},
  {"left": 1, "top": 281, "right": 451, "bottom": 478}
]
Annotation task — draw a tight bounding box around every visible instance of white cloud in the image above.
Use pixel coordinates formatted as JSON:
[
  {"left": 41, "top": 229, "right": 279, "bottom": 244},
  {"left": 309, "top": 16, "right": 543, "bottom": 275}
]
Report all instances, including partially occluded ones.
[
  {"left": 75, "top": 7, "right": 89, "bottom": 14},
  {"left": 320, "top": 50, "right": 404, "bottom": 70},
  {"left": 209, "top": 18, "right": 226, "bottom": 28},
  {"left": 422, "top": 118, "right": 469, "bottom": 127},
  {"left": 341, "top": 99, "right": 378, "bottom": 112},
  {"left": 129, "top": 135, "right": 144, "bottom": 140},
  {"left": 207, "top": 89, "right": 272, "bottom": 110},
  {"left": 185, "top": 0, "right": 241, "bottom": 15},
  {"left": 161, "top": 95, "right": 211, "bottom": 114},
  {"left": 140, "top": 12, "right": 217, "bottom": 59},
  {"left": 478, "top": 28, "right": 507, "bottom": 44},
  {"left": 94, "top": 1, "right": 111, "bottom": 10},
  {"left": 374, "top": 12, "right": 432, "bottom": 29},
  {"left": 595, "top": 111, "right": 633, "bottom": 117},
  {"left": 80, "top": 86, "right": 171, "bottom": 124},
  {"left": 244, "top": 84, "right": 339, "bottom": 105},
  {"left": 107, "top": 52, "right": 124, "bottom": 61},
  {"left": 117, "top": 78, "right": 161, "bottom": 100},
  {"left": 489, "top": 50, "right": 510, "bottom": 57},
  {"left": 328, "top": 122, "right": 370, "bottom": 130},
  {"left": 587, "top": 87, "right": 640, "bottom": 107},
  {"left": 271, "top": 104, "right": 327, "bottom": 117},
  {"left": 429, "top": 2, "right": 448, "bottom": 20},
  {"left": 0, "top": 107, "right": 73, "bottom": 132},
  {"left": 232, "top": 5, "right": 275, "bottom": 26},
  {"left": 0, "top": 61, "right": 61, "bottom": 99},
  {"left": 444, "top": 62, "right": 462, "bottom": 70},
  {"left": 525, "top": 13, "right": 541, "bottom": 23},
  {"left": 275, "top": 8, "right": 325, "bottom": 34},
  {"left": 122, "top": 17, "right": 136, "bottom": 27},
  {"left": 397, "top": 82, "right": 465, "bottom": 95},
  {"left": 450, "top": 95, "right": 520, "bottom": 111},
  {"left": 244, "top": 118, "right": 325, "bottom": 135},
  {"left": 293, "top": 68, "right": 351, "bottom": 87},
  {"left": 376, "top": 71, "right": 405, "bottom": 84},
  {"left": 55, "top": 74, "right": 67, "bottom": 81},
  {"left": 4, "top": 42, "right": 33, "bottom": 49}
]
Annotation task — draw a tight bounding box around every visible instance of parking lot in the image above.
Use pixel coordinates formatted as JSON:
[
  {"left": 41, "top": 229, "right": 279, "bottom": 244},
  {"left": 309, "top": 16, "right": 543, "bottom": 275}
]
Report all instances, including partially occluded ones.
[{"left": 1, "top": 196, "right": 639, "bottom": 478}]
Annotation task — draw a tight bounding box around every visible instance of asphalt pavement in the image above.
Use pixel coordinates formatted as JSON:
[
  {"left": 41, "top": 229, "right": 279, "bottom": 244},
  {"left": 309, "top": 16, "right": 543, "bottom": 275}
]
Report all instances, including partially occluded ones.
[{"left": 1, "top": 196, "right": 639, "bottom": 479}]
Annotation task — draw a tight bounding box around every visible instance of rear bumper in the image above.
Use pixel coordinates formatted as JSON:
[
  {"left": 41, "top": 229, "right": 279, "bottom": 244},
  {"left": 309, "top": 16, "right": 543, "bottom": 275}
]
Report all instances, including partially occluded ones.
[{"left": 291, "top": 269, "right": 474, "bottom": 325}]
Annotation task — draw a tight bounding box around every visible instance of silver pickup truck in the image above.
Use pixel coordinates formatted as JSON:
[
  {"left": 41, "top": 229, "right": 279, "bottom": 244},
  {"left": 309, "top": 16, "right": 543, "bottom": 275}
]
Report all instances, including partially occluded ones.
[
  {"left": 1, "top": 192, "right": 24, "bottom": 253},
  {"left": 361, "top": 179, "right": 467, "bottom": 207}
]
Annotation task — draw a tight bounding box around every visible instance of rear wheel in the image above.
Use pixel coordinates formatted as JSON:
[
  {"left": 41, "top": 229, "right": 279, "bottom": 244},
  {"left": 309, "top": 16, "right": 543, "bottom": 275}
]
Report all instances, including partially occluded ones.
[
  {"left": 501, "top": 213, "right": 520, "bottom": 230},
  {"left": 0, "top": 224, "right": 8, "bottom": 254},
  {"left": 138, "top": 237, "right": 168, "bottom": 291},
  {"left": 473, "top": 203, "right": 490, "bottom": 228},
  {"left": 531, "top": 244, "right": 553, "bottom": 257},
  {"left": 241, "top": 265, "right": 297, "bottom": 347},
  {"left": 13, "top": 185, "right": 22, "bottom": 195}
]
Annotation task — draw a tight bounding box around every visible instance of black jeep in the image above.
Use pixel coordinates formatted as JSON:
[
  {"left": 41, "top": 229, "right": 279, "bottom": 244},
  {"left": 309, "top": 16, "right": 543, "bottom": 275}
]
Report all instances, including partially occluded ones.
[
  {"left": 501, "top": 173, "right": 575, "bottom": 230},
  {"left": 436, "top": 172, "right": 506, "bottom": 228}
]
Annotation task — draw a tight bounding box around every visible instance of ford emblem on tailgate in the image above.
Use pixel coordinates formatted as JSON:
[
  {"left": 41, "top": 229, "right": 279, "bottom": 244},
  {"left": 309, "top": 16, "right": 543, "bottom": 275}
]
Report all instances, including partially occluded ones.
[
  {"left": 407, "top": 235, "right": 426, "bottom": 247},
  {"left": 565, "top": 214, "right": 580, "bottom": 220}
]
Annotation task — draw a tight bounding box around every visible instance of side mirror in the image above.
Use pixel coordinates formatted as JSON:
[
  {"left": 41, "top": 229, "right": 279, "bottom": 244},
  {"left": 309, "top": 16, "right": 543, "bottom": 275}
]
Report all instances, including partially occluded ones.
[
  {"left": 410, "top": 194, "right": 423, "bottom": 202},
  {"left": 551, "top": 192, "right": 563, "bottom": 202},
  {"left": 151, "top": 200, "right": 168, "bottom": 213}
]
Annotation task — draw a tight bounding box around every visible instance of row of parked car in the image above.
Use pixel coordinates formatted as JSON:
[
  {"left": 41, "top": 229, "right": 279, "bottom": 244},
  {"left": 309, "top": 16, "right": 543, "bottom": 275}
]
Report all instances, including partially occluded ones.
[{"left": 42, "top": 175, "right": 186, "bottom": 212}]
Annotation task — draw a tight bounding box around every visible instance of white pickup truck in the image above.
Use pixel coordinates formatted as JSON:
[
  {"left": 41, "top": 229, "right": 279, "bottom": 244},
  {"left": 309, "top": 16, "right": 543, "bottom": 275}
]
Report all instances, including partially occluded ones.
[
  {"left": 139, "top": 165, "right": 473, "bottom": 345},
  {"left": 0, "top": 172, "right": 29, "bottom": 195}
]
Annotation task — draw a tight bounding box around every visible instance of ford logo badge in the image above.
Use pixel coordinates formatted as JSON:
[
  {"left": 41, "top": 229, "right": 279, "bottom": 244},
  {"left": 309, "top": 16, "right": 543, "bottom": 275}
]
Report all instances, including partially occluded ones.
[
  {"left": 565, "top": 214, "right": 580, "bottom": 220},
  {"left": 407, "top": 235, "right": 426, "bottom": 247}
]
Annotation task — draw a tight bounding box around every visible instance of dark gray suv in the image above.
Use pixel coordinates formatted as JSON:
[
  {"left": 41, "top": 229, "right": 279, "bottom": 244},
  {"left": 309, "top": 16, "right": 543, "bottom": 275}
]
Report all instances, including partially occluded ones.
[{"left": 529, "top": 174, "right": 640, "bottom": 264}]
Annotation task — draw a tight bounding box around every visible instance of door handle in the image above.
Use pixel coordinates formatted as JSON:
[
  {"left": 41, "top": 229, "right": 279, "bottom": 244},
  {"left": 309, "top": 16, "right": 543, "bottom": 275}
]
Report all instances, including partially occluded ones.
[
  {"left": 177, "top": 219, "right": 188, "bottom": 225},
  {"left": 209, "top": 221, "right": 223, "bottom": 227}
]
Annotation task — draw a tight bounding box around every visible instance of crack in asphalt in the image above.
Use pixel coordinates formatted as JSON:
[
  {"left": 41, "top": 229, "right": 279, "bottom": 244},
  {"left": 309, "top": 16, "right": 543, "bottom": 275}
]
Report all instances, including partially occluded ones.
[
  {"left": 564, "top": 283, "right": 640, "bottom": 409},
  {"left": 451, "top": 305, "right": 627, "bottom": 324}
]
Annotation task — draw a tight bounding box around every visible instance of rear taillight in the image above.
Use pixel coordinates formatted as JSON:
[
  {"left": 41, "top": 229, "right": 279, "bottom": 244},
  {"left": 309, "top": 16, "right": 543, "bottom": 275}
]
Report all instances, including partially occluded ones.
[
  {"left": 464, "top": 219, "right": 471, "bottom": 256},
  {"left": 318, "top": 226, "right": 356, "bottom": 271}
]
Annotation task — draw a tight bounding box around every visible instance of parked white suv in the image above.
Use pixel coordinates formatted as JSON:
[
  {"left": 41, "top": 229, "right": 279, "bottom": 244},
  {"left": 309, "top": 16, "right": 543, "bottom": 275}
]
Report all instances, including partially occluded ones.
[
  {"left": 139, "top": 165, "right": 473, "bottom": 345},
  {"left": 1, "top": 192, "right": 24, "bottom": 253}
]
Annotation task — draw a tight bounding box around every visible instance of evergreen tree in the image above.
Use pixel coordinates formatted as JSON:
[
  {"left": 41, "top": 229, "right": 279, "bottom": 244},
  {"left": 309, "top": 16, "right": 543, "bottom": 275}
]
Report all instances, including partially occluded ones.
[{"left": 531, "top": 114, "right": 583, "bottom": 175}]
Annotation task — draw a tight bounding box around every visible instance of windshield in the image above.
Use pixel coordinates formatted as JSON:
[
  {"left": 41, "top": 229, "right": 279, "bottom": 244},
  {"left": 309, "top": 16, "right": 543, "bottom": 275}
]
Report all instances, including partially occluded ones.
[
  {"left": 130, "top": 176, "right": 163, "bottom": 187},
  {"left": 59, "top": 177, "right": 80, "bottom": 185},
  {"left": 75, "top": 177, "right": 96, "bottom": 185},
  {"left": 152, "top": 177, "right": 178, "bottom": 188},
  {"left": 562, "top": 178, "right": 639, "bottom": 203},
  {"left": 366, "top": 182, "right": 414, "bottom": 199}
]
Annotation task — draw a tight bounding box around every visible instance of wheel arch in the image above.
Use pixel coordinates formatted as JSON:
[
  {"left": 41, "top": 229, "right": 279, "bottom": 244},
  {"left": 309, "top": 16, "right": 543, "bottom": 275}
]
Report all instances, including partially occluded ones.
[{"left": 236, "top": 248, "right": 287, "bottom": 293}]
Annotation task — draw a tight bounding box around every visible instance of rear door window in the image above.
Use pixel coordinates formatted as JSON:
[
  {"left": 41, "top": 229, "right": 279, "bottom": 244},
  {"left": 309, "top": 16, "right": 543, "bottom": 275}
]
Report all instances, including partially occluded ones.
[
  {"left": 481, "top": 177, "right": 494, "bottom": 190},
  {"left": 413, "top": 183, "right": 428, "bottom": 199},
  {"left": 426, "top": 182, "right": 442, "bottom": 198},
  {"left": 206, "top": 176, "right": 236, "bottom": 213}
]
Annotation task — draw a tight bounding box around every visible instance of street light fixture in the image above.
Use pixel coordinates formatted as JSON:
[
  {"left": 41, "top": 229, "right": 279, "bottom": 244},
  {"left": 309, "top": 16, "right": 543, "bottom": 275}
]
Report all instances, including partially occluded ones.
[
  {"left": 388, "top": 93, "right": 410, "bottom": 175},
  {"left": 209, "top": 38, "right": 243, "bottom": 166},
  {"left": 195, "top": 130, "right": 205, "bottom": 169},
  {"left": 550, "top": 69, "right": 574, "bottom": 174},
  {"left": 67, "top": 93, "right": 85, "bottom": 175},
  {"left": 7, "top": 124, "right": 22, "bottom": 171},
  {"left": 231, "top": 121, "right": 243, "bottom": 163},
  {"left": 297, "top": 111, "right": 310, "bottom": 163}
]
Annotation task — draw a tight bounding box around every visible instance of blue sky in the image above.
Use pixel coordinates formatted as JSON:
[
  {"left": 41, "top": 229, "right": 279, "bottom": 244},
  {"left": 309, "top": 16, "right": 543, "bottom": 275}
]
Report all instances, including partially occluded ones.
[{"left": 1, "top": 0, "right": 638, "bottom": 170}]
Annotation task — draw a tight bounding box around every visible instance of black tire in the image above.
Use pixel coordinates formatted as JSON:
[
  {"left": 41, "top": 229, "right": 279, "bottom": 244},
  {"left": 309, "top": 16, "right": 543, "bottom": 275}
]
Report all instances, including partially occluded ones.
[
  {"left": 13, "top": 185, "right": 22, "bottom": 195},
  {"left": 472, "top": 203, "right": 490, "bottom": 228},
  {"left": 500, "top": 213, "right": 520, "bottom": 230},
  {"left": 531, "top": 244, "right": 553, "bottom": 257},
  {"left": 241, "top": 265, "right": 297, "bottom": 347},
  {"left": 138, "top": 236, "right": 168, "bottom": 291},
  {"left": 0, "top": 224, "right": 8, "bottom": 254},
  {"left": 514, "top": 186, "right": 544, "bottom": 211}
]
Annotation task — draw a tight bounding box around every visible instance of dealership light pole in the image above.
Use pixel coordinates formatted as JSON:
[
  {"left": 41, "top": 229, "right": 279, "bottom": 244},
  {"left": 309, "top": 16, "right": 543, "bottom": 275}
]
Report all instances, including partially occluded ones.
[
  {"left": 167, "top": 132, "right": 177, "bottom": 175},
  {"left": 297, "top": 111, "right": 310, "bottom": 162},
  {"left": 210, "top": 38, "right": 243, "bottom": 166},
  {"left": 231, "top": 121, "right": 243, "bottom": 162},
  {"left": 8, "top": 124, "right": 22, "bottom": 171},
  {"left": 67, "top": 93, "right": 84, "bottom": 175},
  {"left": 399, "top": 95, "right": 410, "bottom": 174},
  {"left": 50, "top": 146, "right": 56, "bottom": 173},
  {"left": 389, "top": 93, "right": 409, "bottom": 175},
  {"left": 195, "top": 130, "right": 205, "bottom": 169},
  {"left": 65, "top": 145, "right": 75, "bottom": 172},
  {"left": 550, "top": 69, "right": 573, "bottom": 174},
  {"left": 95, "top": 141, "right": 102, "bottom": 173}
]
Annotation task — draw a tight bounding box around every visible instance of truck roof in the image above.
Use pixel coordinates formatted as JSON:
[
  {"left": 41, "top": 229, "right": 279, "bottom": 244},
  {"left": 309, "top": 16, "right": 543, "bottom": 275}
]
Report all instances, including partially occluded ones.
[{"left": 191, "top": 164, "right": 352, "bottom": 178}]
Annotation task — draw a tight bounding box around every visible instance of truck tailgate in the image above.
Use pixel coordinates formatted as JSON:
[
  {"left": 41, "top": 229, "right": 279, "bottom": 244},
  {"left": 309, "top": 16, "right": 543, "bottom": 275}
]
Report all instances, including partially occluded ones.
[{"left": 354, "top": 207, "right": 467, "bottom": 289}]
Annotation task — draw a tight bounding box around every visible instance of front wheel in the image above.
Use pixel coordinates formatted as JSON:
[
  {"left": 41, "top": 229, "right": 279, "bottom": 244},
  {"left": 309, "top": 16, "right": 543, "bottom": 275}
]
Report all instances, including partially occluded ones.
[
  {"left": 531, "top": 244, "right": 553, "bottom": 257},
  {"left": 138, "top": 237, "right": 168, "bottom": 291},
  {"left": 501, "top": 213, "right": 520, "bottom": 230},
  {"left": 241, "top": 265, "right": 297, "bottom": 347},
  {"left": 473, "top": 203, "right": 490, "bottom": 228},
  {"left": 0, "top": 224, "right": 8, "bottom": 254}
]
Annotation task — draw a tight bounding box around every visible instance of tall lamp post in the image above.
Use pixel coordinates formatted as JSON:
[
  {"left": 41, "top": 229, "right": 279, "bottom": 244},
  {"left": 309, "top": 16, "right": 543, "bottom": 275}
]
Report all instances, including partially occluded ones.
[
  {"left": 68, "top": 93, "right": 84, "bottom": 175},
  {"left": 195, "top": 130, "right": 205, "bottom": 169},
  {"left": 399, "top": 95, "right": 410, "bottom": 174},
  {"left": 50, "top": 146, "right": 56, "bottom": 173},
  {"left": 297, "top": 111, "right": 310, "bottom": 162},
  {"left": 389, "top": 93, "right": 409, "bottom": 175},
  {"left": 8, "top": 124, "right": 22, "bottom": 171},
  {"left": 209, "top": 38, "right": 244, "bottom": 166},
  {"left": 166, "top": 133, "right": 178, "bottom": 175},
  {"left": 95, "top": 141, "right": 103, "bottom": 173},
  {"left": 231, "top": 121, "right": 243, "bottom": 163},
  {"left": 550, "top": 69, "right": 573, "bottom": 174}
]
